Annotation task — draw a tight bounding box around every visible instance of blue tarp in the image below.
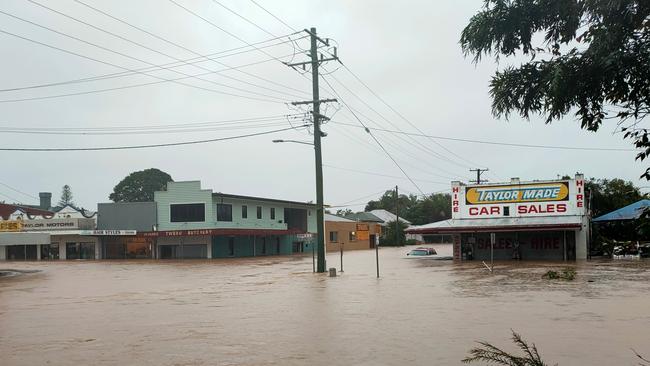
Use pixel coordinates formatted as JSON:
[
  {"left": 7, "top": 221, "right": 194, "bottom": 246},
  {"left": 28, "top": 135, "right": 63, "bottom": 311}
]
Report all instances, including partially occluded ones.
[{"left": 592, "top": 199, "right": 650, "bottom": 222}]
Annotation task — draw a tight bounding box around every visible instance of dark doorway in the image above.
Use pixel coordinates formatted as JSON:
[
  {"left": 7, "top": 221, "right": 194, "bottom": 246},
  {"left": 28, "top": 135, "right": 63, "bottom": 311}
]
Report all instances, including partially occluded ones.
[
  {"left": 292, "top": 241, "right": 304, "bottom": 253},
  {"left": 369, "top": 235, "right": 376, "bottom": 249}
]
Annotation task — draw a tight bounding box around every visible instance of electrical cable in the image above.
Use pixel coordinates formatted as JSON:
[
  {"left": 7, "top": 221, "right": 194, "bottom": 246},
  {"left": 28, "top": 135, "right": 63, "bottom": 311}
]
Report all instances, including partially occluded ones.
[
  {"left": 249, "top": 0, "right": 298, "bottom": 32},
  {"left": 0, "top": 114, "right": 304, "bottom": 132},
  {"left": 0, "top": 182, "right": 40, "bottom": 200},
  {"left": 0, "top": 28, "right": 289, "bottom": 104},
  {"left": 71, "top": 0, "right": 310, "bottom": 98},
  {"left": 1, "top": 8, "right": 294, "bottom": 103},
  {"left": 0, "top": 36, "right": 304, "bottom": 94},
  {"left": 320, "top": 77, "right": 427, "bottom": 194},
  {"left": 323, "top": 164, "right": 448, "bottom": 185},
  {"left": 330, "top": 121, "right": 636, "bottom": 152},
  {"left": 0, "top": 125, "right": 308, "bottom": 152}
]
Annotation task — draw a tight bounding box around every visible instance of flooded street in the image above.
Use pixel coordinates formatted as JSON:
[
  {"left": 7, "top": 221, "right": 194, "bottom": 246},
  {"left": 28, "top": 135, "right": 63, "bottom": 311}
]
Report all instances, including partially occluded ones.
[{"left": 1, "top": 246, "right": 649, "bottom": 365}]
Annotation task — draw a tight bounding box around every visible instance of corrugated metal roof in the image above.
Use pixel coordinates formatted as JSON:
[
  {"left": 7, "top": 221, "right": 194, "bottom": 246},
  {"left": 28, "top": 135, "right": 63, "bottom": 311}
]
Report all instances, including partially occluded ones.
[
  {"left": 344, "top": 212, "right": 384, "bottom": 223},
  {"left": 369, "top": 209, "right": 411, "bottom": 224},
  {"left": 407, "top": 215, "right": 584, "bottom": 233},
  {"left": 593, "top": 199, "right": 650, "bottom": 222},
  {"left": 324, "top": 213, "right": 355, "bottom": 222}
]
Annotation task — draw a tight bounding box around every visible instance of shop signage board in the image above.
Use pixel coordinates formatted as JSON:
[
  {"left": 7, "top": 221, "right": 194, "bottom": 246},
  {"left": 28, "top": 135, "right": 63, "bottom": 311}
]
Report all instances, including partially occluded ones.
[
  {"left": 452, "top": 176, "right": 586, "bottom": 219},
  {"left": 0, "top": 221, "right": 22, "bottom": 232},
  {"left": 21, "top": 218, "right": 95, "bottom": 231}
]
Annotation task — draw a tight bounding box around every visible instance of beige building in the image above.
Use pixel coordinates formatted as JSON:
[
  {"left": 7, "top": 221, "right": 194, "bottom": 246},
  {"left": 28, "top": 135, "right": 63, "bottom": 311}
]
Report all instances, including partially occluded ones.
[{"left": 325, "top": 214, "right": 382, "bottom": 252}]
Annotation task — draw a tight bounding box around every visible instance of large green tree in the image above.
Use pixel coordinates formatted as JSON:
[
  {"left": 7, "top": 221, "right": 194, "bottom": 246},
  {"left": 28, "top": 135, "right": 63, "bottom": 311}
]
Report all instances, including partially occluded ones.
[
  {"left": 365, "top": 190, "right": 418, "bottom": 215},
  {"left": 461, "top": 0, "right": 650, "bottom": 177},
  {"left": 110, "top": 168, "right": 173, "bottom": 203}
]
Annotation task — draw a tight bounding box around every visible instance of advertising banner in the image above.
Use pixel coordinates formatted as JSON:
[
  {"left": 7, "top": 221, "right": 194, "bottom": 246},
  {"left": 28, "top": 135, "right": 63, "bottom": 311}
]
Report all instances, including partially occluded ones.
[{"left": 452, "top": 177, "right": 586, "bottom": 219}]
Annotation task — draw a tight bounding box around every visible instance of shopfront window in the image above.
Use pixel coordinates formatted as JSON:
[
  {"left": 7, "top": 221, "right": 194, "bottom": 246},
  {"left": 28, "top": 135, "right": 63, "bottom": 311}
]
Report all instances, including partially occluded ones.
[
  {"left": 41, "top": 243, "right": 59, "bottom": 260},
  {"left": 66, "top": 242, "right": 95, "bottom": 260}
]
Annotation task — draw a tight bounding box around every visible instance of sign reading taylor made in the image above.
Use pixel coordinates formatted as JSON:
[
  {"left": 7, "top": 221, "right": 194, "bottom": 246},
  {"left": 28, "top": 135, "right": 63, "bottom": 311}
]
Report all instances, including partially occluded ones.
[{"left": 452, "top": 177, "right": 586, "bottom": 219}]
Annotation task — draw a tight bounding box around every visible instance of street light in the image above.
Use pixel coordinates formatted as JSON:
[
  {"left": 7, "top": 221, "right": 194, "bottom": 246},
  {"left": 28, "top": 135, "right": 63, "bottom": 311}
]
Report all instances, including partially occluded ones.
[{"left": 272, "top": 139, "right": 314, "bottom": 146}]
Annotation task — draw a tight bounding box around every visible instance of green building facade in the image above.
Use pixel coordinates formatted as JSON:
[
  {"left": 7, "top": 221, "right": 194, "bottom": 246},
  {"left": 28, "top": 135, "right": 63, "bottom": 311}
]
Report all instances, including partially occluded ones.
[{"left": 152, "top": 181, "right": 316, "bottom": 259}]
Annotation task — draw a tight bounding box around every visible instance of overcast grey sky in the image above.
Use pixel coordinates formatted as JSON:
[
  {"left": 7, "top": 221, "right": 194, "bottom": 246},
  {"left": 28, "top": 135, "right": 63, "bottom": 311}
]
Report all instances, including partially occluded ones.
[{"left": 0, "top": 0, "right": 643, "bottom": 212}]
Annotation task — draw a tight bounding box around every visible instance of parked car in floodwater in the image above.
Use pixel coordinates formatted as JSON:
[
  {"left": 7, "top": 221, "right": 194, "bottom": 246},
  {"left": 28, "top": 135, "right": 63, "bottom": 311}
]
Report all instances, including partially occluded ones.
[{"left": 405, "top": 247, "right": 453, "bottom": 260}]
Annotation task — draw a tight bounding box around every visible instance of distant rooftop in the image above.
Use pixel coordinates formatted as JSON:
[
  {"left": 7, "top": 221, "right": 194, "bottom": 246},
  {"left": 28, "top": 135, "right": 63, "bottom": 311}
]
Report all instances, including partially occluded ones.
[{"left": 344, "top": 212, "right": 384, "bottom": 223}]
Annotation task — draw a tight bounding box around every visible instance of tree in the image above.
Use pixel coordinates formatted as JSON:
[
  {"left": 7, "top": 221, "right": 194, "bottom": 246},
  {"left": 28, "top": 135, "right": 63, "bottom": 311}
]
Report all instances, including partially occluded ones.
[
  {"left": 58, "top": 185, "right": 74, "bottom": 206},
  {"left": 109, "top": 168, "right": 173, "bottom": 202},
  {"left": 404, "top": 193, "right": 452, "bottom": 225},
  {"left": 461, "top": 1, "right": 650, "bottom": 178},
  {"left": 380, "top": 220, "right": 408, "bottom": 246},
  {"left": 365, "top": 189, "right": 418, "bottom": 215},
  {"left": 336, "top": 208, "right": 353, "bottom": 216},
  {"left": 463, "top": 330, "right": 549, "bottom": 366}
]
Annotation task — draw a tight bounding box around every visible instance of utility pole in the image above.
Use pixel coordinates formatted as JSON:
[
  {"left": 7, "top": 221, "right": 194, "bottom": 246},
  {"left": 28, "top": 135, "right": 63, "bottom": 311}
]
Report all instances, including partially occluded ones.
[
  {"left": 394, "top": 185, "right": 399, "bottom": 246},
  {"left": 286, "top": 28, "right": 338, "bottom": 273},
  {"left": 470, "top": 168, "right": 489, "bottom": 185}
]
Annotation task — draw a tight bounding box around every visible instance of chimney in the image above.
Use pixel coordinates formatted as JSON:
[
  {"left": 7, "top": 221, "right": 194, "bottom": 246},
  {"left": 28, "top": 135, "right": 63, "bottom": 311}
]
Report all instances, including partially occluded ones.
[
  {"left": 39, "top": 192, "right": 52, "bottom": 210},
  {"left": 511, "top": 177, "right": 520, "bottom": 184}
]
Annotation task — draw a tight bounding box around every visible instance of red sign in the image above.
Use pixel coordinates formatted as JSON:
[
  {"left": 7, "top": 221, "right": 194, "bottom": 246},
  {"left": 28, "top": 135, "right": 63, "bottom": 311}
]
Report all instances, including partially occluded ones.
[{"left": 139, "top": 228, "right": 302, "bottom": 237}]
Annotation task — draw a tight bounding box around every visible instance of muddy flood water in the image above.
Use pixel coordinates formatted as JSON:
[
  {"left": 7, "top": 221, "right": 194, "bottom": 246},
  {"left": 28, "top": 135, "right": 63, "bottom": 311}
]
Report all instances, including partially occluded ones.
[{"left": 1, "top": 245, "right": 649, "bottom": 365}]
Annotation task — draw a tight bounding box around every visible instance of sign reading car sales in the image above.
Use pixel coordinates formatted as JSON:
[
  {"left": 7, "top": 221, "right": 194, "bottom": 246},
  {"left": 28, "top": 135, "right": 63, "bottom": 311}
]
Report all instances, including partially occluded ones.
[{"left": 451, "top": 176, "right": 586, "bottom": 219}]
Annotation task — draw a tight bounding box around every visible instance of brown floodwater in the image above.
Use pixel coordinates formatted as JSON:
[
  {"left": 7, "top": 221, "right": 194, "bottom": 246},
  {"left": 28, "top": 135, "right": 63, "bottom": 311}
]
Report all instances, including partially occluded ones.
[{"left": 1, "top": 245, "right": 649, "bottom": 366}]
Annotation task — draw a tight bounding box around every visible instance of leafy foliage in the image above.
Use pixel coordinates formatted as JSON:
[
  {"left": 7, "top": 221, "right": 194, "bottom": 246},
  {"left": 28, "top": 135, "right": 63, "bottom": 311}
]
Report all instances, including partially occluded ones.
[
  {"left": 461, "top": 0, "right": 650, "bottom": 178},
  {"left": 58, "top": 185, "right": 74, "bottom": 206},
  {"left": 365, "top": 189, "right": 451, "bottom": 225},
  {"left": 380, "top": 220, "right": 408, "bottom": 246},
  {"left": 542, "top": 267, "right": 576, "bottom": 280},
  {"left": 463, "top": 330, "right": 551, "bottom": 366},
  {"left": 109, "top": 168, "right": 173, "bottom": 203}
]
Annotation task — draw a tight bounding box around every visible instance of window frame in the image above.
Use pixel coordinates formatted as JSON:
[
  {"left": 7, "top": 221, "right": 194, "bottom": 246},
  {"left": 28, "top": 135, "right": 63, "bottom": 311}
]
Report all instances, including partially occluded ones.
[
  {"left": 329, "top": 231, "right": 338, "bottom": 242},
  {"left": 256, "top": 206, "right": 262, "bottom": 219},
  {"left": 170, "top": 203, "right": 206, "bottom": 223},
  {"left": 242, "top": 205, "right": 248, "bottom": 219},
  {"left": 216, "top": 203, "right": 233, "bottom": 222},
  {"left": 270, "top": 207, "right": 276, "bottom": 220}
]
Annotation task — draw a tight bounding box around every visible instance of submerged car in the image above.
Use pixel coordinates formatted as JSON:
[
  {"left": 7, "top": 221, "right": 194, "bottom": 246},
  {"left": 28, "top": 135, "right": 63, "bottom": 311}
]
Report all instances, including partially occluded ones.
[
  {"left": 405, "top": 247, "right": 453, "bottom": 260},
  {"left": 407, "top": 247, "right": 437, "bottom": 256}
]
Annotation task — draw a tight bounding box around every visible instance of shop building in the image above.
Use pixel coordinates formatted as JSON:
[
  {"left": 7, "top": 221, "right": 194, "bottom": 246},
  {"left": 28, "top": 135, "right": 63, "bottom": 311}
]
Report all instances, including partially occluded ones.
[
  {"left": 96, "top": 202, "right": 156, "bottom": 259},
  {"left": 107, "top": 181, "right": 318, "bottom": 259},
  {"left": 325, "top": 214, "right": 381, "bottom": 251},
  {"left": 0, "top": 216, "right": 101, "bottom": 260},
  {"left": 406, "top": 174, "right": 589, "bottom": 261}
]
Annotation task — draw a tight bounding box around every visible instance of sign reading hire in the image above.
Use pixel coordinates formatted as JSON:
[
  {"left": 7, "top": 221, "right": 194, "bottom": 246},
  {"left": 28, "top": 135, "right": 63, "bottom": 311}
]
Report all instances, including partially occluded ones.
[{"left": 452, "top": 176, "right": 586, "bottom": 219}]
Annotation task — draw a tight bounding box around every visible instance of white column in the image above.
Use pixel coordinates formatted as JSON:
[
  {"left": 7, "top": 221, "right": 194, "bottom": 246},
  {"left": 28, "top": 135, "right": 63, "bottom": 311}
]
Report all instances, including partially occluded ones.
[
  {"left": 36, "top": 245, "right": 41, "bottom": 260},
  {"left": 0, "top": 246, "right": 6, "bottom": 260},
  {"left": 206, "top": 240, "right": 212, "bottom": 259},
  {"left": 59, "top": 242, "right": 66, "bottom": 260},
  {"left": 95, "top": 240, "right": 100, "bottom": 259}
]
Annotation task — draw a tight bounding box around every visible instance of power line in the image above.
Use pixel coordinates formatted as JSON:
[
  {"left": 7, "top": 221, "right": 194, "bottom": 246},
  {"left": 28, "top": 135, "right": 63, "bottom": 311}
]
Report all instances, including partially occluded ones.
[
  {"left": 0, "top": 36, "right": 303, "bottom": 94},
  {"left": 0, "top": 28, "right": 288, "bottom": 104},
  {"left": 249, "top": 0, "right": 298, "bottom": 32},
  {"left": 0, "top": 114, "right": 304, "bottom": 132},
  {"left": 323, "top": 164, "right": 448, "bottom": 185},
  {"left": 333, "top": 189, "right": 392, "bottom": 207},
  {"left": 319, "top": 77, "right": 427, "bottom": 194},
  {"left": 212, "top": 0, "right": 277, "bottom": 38},
  {"left": 322, "top": 72, "right": 474, "bottom": 171},
  {"left": 330, "top": 121, "right": 636, "bottom": 152},
  {"left": 1, "top": 8, "right": 294, "bottom": 103},
  {"left": 0, "top": 125, "right": 308, "bottom": 152},
  {"left": 0, "top": 182, "right": 39, "bottom": 201},
  {"left": 335, "top": 60, "right": 487, "bottom": 169},
  {"left": 71, "top": 0, "right": 310, "bottom": 98},
  {"left": 327, "top": 123, "right": 461, "bottom": 181}
]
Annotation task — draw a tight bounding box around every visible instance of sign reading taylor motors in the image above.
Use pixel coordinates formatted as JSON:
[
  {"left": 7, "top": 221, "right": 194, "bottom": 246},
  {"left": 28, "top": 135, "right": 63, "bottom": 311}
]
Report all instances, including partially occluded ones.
[{"left": 451, "top": 176, "right": 586, "bottom": 219}]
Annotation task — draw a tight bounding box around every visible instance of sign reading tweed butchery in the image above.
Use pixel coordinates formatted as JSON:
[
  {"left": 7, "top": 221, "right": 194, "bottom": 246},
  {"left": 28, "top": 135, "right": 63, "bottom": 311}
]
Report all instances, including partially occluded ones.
[{"left": 451, "top": 175, "right": 586, "bottom": 219}]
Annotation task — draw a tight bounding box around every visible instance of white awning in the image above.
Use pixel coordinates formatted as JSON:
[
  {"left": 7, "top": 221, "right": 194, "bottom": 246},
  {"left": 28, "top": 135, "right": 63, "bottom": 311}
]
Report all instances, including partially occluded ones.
[
  {"left": 407, "top": 215, "right": 584, "bottom": 234},
  {"left": 0, "top": 232, "right": 50, "bottom": 245}
]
